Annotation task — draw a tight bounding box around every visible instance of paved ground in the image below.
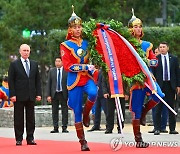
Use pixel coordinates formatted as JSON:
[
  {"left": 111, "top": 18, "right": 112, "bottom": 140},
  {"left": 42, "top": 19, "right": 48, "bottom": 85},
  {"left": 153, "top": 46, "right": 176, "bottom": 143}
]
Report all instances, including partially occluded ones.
[{"left": 1, "top": 122, "right": 180, "bottom": 147}]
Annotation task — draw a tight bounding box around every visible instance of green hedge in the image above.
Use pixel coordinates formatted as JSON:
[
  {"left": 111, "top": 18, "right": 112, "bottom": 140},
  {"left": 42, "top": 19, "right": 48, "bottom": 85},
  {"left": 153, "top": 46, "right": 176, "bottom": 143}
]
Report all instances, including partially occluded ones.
[
  {"left": 143, "top": 26, "right": 180, "bottom": 59},
  {"left": 47, "top": 29, "right": 67, "bottom": 64},
  {"left": 47, "top": 26, "right": 180, "bottom": 64}
]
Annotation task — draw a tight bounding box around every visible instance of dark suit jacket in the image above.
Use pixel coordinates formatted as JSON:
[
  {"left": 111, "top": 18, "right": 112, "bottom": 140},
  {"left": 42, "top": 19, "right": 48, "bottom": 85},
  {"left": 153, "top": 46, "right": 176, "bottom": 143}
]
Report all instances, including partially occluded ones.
[
  {"left": 96, "top": 70, "right": 104, "bottom": 98},
  {"left": 46, "top": 67, "right": 68, "bottom": 100},
  {"left": 152, "top": 53, "right": 180, "bottom": 90},
  {"left": 8, "top": 59, "right": 42, "bottom": 101}
]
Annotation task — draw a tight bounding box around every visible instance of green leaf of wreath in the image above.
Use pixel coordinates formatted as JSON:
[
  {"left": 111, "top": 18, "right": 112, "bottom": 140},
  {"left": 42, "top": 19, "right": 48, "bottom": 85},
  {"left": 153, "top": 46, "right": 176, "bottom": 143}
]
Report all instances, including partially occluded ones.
[{"left": 82, "top": 19, "right": 148, "bottom": 86}]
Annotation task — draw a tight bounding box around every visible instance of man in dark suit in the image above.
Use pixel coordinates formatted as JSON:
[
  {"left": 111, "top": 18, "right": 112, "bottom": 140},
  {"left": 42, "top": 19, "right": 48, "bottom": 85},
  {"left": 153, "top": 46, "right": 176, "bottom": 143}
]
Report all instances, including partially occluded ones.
[
  {"left": 8, "top": 44, "right": 42, "bottom": 146},
  {"left": 152, "top": 42, "right": 180, "bottom": 135},
  {"left": 102, "top": 75, "right": 126, "bottom": 134},
  {"left": 46, "top": 57, "right": 69, "bottom": 133},
  {"left": 88, "top": 69, "right": 107, "bottom": 132}
]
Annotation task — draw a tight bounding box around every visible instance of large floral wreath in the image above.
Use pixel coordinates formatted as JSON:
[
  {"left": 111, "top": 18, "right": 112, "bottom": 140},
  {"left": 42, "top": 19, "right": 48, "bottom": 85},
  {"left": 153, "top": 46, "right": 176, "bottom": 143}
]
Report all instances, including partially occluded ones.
[{"left": 82, "top": 19, "right": 148, "bottom": 86}]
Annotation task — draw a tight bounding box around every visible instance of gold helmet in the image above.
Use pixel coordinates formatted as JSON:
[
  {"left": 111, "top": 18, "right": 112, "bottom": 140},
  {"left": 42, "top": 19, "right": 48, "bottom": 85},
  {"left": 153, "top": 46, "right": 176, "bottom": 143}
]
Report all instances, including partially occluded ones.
[
  {"left": 128, "top": 8, "right": 142, "bottom": 28},
  {"left": 128, "top": 8, "right": 143, "bottom": 38},
  {"left": 68, "top": 5, "right": 82, "bottom": 27}
]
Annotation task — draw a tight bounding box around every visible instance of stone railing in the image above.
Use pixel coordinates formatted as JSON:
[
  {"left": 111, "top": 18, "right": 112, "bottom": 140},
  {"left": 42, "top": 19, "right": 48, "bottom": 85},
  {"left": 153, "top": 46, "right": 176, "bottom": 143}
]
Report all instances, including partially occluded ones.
[
  {"left": 0, "top": 106, "right": 74, "bottom": 127},
  {"left": 0, "top": 105, "right": 179, "bottom": 128},
  {"left": 0, "top": 107, "right": 14, "bottom": 127},
  {"left": 34, "top": 105, "right": 75, "bottom": 127}
]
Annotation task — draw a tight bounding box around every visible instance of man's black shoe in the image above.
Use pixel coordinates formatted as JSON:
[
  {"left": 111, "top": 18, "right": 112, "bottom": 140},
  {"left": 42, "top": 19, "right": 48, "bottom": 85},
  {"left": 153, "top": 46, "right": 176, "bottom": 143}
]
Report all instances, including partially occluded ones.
[
  {"left": 87, "top": 126, "right": 100, "bottom": 132},
  {"left": 27, "top": 140, "right": 37, "bottom": 145},
  {"left": 169, "top": 130, "right": 179, "bottom": 134},
  {"left": 50, "top": 129, "right": 59, "bottom": 133},
  {"left": 160, "top": 129, "right": 168, "bottom": 133},
  {"left": 16, "top": 141, "right": 22, "bottom": 146},
  {"left": 105, "top": 130, "right": 112, "bottom": 134},
  {"left": 148, "top": 129, "right": 155, "bottom": 133},
  {"left": 62, "top": 129, "right": 69, "bottom": 133},
  {"left": 154, "top": 130, "right": 160, "bottom": 135},
  {"left": 118, "top": 130, "right": 121, "bottom": 134}
]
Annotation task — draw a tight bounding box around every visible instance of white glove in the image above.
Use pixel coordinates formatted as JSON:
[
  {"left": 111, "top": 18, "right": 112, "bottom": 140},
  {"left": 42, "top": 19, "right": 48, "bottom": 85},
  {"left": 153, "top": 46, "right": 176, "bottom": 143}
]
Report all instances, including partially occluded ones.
[{"left": 87, "top": 65, "right": 95, "bottom": 71}]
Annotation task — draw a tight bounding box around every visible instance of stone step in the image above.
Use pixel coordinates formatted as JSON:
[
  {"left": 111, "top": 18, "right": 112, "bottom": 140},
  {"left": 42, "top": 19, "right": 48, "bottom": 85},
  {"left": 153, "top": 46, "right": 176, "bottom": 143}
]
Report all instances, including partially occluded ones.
[{"left": 0, "top": 105, "right": 179, "bottom": 128}]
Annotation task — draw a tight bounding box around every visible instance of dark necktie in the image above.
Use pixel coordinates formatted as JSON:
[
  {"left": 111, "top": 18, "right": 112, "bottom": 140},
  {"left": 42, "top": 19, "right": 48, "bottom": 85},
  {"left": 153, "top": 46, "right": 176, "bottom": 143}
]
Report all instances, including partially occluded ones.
[
  {"left": 25, "top": 60, "right": 30, "bottom": 77},
  {"left": 164, "top": 56, "right": 168, "bottom": 81},
  {"left": 57, "top": 68, "right": 61, "bottom": 91}
]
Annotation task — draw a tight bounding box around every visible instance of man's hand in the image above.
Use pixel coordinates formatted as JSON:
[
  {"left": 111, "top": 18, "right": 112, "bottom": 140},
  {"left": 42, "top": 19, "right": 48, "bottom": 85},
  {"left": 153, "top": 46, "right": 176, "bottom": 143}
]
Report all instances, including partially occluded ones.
[
  {"left": 124, "top": 94, "right": 129, "bottom": 101},
  {"left": 176, "top": 87, "right": 180, "bottom": 95},
  {"left": 47, "top": 96, "right": 52, "bottom": 103},
  {"left": 104, "top": 94, "right": 109, "bottom": 99},
  {"left": 36, "top": 96, "right": 41, "bottom": 101},
  {"left": 10, "top": 96, "right": 16, "bottom": 102}
]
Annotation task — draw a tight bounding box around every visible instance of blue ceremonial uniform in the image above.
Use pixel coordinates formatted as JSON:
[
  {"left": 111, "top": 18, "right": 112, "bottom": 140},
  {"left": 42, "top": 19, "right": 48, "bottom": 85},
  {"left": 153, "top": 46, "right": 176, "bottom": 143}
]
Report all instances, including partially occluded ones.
[
  {"left": 61, "top": 38, "right": 98, "bottom": 123},
  {"left": 131, "top": 41, "right": 164, "bottom": 119},
  {"left": 0, "top": 81, "right": 13, "bottom": 108}
]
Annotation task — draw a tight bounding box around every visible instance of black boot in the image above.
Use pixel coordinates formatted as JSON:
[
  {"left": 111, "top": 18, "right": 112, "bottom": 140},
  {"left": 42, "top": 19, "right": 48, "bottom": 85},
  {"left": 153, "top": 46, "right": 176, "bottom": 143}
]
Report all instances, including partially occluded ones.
[
  {"left": 132, "top": 119, "right": 149, "bottom": 148},
  {"left": 50, "top": 127, "right": 59, "bottom": 133},
  {"left": 83, "top": 99, "right": 94, "bottom": 127},
  {"left": 140, "top": 100, "right": 157, "bottom": 126},
  {"left": 75, "top": 122, "right": 90, "bottom": 151},
  {"left": 62, "top": 126, "right": 69, "bottom": 133}
]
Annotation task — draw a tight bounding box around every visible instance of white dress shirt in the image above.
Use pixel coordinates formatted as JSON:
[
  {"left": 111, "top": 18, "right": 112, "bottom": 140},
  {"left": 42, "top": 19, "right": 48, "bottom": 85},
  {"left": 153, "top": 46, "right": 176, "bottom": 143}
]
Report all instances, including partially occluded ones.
[
  {"left": 56, "top": 66, "right": 63, "bottom": 92},
  {"left": 20, "top": 57, "right": 30, "bottom": 74}
]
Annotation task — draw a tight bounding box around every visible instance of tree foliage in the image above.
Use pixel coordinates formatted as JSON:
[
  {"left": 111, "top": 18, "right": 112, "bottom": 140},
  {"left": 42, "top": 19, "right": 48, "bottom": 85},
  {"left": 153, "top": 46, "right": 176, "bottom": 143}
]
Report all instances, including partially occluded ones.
[
  {"left": 0, "top": 0, "right": 180, "bottom": 103},
  {"left": 144, "top": 26, "right": 180, "bottom": 58}
]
